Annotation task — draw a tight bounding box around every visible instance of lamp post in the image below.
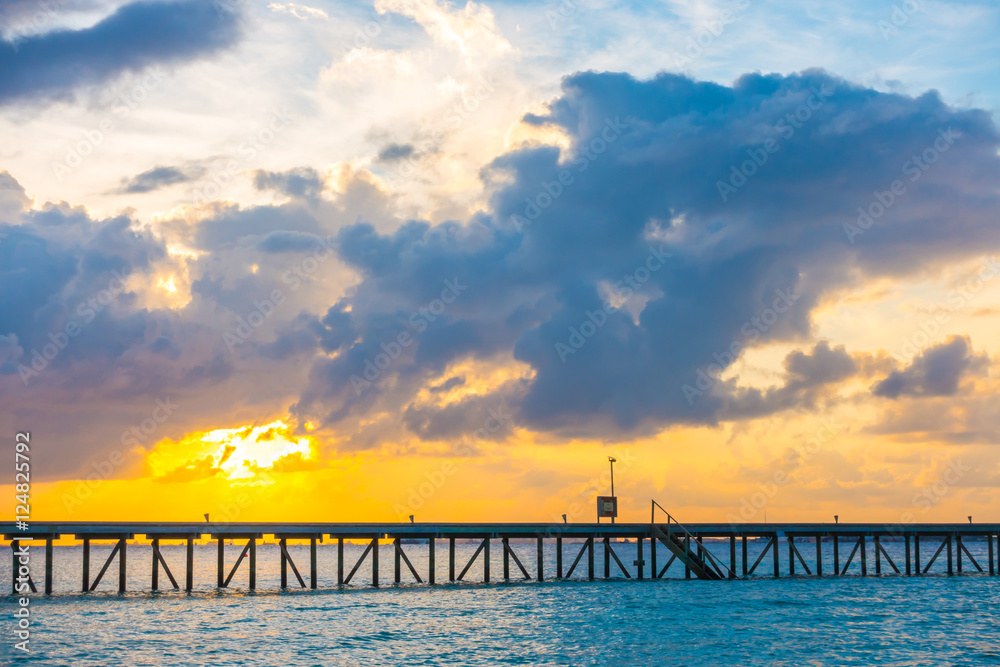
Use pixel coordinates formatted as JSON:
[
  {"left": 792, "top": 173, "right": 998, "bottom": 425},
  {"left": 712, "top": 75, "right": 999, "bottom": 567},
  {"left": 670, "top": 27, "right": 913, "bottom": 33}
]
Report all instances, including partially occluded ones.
[{"left": 609, "top": 456, "right": 617, "bottom": 524}]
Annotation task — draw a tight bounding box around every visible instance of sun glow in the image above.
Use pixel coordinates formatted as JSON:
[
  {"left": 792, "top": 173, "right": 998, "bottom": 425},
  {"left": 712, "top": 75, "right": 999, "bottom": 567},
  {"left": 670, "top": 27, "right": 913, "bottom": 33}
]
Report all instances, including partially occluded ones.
[{"left": 146, "top": 419, "right": 317, "bottom": 482}]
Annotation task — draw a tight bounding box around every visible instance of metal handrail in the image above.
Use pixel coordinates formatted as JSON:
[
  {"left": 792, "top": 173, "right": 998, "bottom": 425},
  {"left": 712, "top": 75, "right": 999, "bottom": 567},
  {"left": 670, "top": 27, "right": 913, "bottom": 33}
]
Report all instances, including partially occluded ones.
[{"left": 651, "top": 499, "right": 740, "bottom": 579}]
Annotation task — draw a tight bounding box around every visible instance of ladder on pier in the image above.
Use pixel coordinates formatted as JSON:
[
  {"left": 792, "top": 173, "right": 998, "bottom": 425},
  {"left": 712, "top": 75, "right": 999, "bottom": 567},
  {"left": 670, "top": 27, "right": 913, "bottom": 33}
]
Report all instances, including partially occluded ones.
[{"left": 651, "top": 500, "right": 738, "bottom": 580}]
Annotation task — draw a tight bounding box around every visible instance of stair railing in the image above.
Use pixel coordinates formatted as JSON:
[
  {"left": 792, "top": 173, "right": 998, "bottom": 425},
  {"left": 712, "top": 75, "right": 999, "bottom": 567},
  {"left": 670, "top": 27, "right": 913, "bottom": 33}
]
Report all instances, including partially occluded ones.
[{"left": 651, "top": 499, "right": 741, "bottom": 580}]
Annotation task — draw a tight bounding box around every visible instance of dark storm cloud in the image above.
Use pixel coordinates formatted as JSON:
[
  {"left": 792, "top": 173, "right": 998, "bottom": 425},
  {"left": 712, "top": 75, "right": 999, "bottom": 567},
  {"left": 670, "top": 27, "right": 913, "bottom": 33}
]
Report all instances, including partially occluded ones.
[
  {"left": 292, "top": 69, "right": 1000, "bottom": 435},
  {"left": 116, "top": 164, "right": 205, "bottom": 194},
  {"left": 0, "top": 0, "right": 241, "bottom": 106},
  {"left": 873, "top": 336, "right": 986, "bottom": 399}
]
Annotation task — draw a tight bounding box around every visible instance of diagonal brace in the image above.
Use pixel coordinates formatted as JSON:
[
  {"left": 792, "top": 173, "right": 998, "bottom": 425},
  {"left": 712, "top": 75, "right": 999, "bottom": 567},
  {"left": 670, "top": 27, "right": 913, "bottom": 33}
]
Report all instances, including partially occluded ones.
[
  {"left": 153, "top": 542, "right": 179, "bottom": 589},
  {"left": 503, "top": 540, "right": 531, "bottom": 580},
  {"left": 280, "top": 541, "right": 307, "bottom": 588},
  {"left": 394, "top": 540, "right": 424, "bottom": 583},
  {"left": 222, "top": 540, "right": 253, "bottom": 588},
  {"left": 90, "top": 540, "right": 123, "bottom": 591},
  {"left": 344, "top": 539, "right": 376, "bottom": 585},
  {"left": 457, "top": 538, "right": 488, "bottom": 581},
  {"left": 747, "top": 537, "right": 775, "bottom": 576}
]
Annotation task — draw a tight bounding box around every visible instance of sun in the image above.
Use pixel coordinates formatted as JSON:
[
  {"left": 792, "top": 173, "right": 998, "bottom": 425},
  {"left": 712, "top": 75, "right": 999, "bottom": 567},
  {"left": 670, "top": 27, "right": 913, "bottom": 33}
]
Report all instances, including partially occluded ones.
[{"left": 145, "top": 419, "right": 317, "bottom": 482}]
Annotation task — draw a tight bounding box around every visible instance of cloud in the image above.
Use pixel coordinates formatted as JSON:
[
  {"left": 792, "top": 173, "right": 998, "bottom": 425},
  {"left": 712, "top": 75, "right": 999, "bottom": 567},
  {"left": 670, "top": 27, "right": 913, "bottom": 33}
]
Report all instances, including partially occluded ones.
[
  {"left": 376, "top": 143, "right": 416, "bottom": 163},
  {"left": 266, "top": 2, "right": 328, "bottom": 21},
  {"left": 873, "top": 336, "right": 987, "bottom": 399},
  {"left": 723, "top": 342, "right": 859, "bottom": 419},
  {"left": 116, "top": 164, "right": 205, "bottom": 194},
  {"left": 253, "top": 167, "right": 323, "bottom": 200},
  {"left": 0, "top": 0, "right": 241, "bottom": 107},
  {"left": 291, "top": 69, "right": 1000, "bottom": 436},
  {"left": 374, "top": 0, "right": 511, "bottom": 60}
]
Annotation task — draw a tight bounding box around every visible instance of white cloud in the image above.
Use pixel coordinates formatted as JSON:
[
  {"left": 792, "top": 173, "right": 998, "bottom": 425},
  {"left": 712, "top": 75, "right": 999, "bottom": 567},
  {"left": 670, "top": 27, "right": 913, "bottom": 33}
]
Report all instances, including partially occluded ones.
[
  {"left": 267, "top": 2, "right": 329, "bottom": 21},
  {"left": 374, "top": 0, "right": 512, "bottom": 60}
]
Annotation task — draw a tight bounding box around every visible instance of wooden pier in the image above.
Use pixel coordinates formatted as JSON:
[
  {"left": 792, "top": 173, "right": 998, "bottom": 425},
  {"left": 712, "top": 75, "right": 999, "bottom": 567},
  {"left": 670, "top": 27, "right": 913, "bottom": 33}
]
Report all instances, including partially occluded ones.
[{"left": 4, "top": 519, "right": 999, "bottom": 595}]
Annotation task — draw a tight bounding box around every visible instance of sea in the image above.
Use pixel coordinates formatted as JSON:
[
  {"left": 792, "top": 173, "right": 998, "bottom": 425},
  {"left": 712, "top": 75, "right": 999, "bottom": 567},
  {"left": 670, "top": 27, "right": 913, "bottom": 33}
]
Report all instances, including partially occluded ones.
[{"left": 1, "top": 539, "right": 998, "bottom": 666}]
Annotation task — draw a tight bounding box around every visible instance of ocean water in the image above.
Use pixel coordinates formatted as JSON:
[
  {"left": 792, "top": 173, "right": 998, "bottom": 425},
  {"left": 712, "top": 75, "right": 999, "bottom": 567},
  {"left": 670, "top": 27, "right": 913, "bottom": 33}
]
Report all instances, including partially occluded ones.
[{"left": 2, "top": 539, "right": 998, "bottom": 666}]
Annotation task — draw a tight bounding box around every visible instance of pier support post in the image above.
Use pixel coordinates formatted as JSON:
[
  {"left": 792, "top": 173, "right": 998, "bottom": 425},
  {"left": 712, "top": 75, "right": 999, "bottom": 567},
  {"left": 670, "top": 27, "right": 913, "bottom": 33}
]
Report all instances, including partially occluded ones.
[
  {"left": 772, "top": 534, "right": 780, "bottom": 578},
  {"left": 742, "top": 536, "right": 748, "bottom": 577},
  {"left": 310, "top": 538, "right": 318, "bottom": 589},
  {"left": 337, "top": 538, "right": 344, "bottom": 585},
  {"left": 815, "top": 535, "right": 822, "bottom": 576},
  {"left": 788, "top": 538, "right": 795, "bottom": 576},
  {"left": 502, "top": 537, "right": 510, "bottom": 580},
  {"left": 833, "top": 536, "right": 839, "bottom": 576},
  {"left": 537, "top": 537, "right": 544, "bottom": 581},
  {"left": 484, "top": 538, "right": 490, "bottom": 583},
  {"left": 905, "top": 536, "right": 911, "bottom": 576},
  {"left": 217, "top": 539, "right": 224, "bottom": 588},
  {"left": 372, "top": 538, "right": 379, "bottom": 587},
  {"left": 119, "top": 538, "right": 127, "bottom": 593},
  {"left": 249, "top": 538, "right": 256, "bottom": 590},
  {"left": 685, "top": 535, "right": 691, "bottom": 579},
  {"left": 428, "top": 538, "right": 435, "bottom": 585},
  {"left": 956, "top": 535, "right": 963, "bottom": 574},
  {"left": 556, "top": 537, "right": 563, "bottom": 578},
  {"left": 650, "top": 535, "right": 656, "bottom": 579},
  {"left": 186, "top": 538, "right": 194, "bottom": 591},
  {"left": 637, "top": 537, "right": 644, "bottom": 580},
  {"left": 82, "top": 538, "right": 90, "bottom": 592},
  {"left": 989, "top": 535, "right": 995, "bottom": 576},
  {"left": 152, "top": 538, "right": 160, "bottom": 591},
  {"left": 874, "top": 536, "right": 881, "bottom": 575},
  {"left": 729, "top": 537, "right": 736, "bottom": 579},
  {"left": 280, "top": 538, "right": 288, "bottom": 588},
  {"left": 860, "top": 537, "right": 867, "bottom": 576},
  {"left": 394, "top": 538, "right": 402, "bottom": 584},
  {"left": 449, "top": 538, "right": 455, "bottom": 581},
  {"left": 603, "top": 537, "right": 610, "bottom": 579},
  {"left": 587, "top": 538, "right": 594, "bottom": 581},
  {"left": 947, "top": 535, "right": 953, "bottom": 575},
  {"left": 45, "top": 538, "right": 53, "bottom": 595},
  {"left": 915, "top": 535, "right": 921, "bottom": 574}
]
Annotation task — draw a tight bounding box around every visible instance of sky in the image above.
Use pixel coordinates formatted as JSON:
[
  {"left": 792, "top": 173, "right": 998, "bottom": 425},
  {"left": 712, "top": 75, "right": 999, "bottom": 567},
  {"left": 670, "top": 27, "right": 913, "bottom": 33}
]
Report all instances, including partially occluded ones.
[{"left": 2, "top": 0, "right": 1000, "bottom": 528}]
